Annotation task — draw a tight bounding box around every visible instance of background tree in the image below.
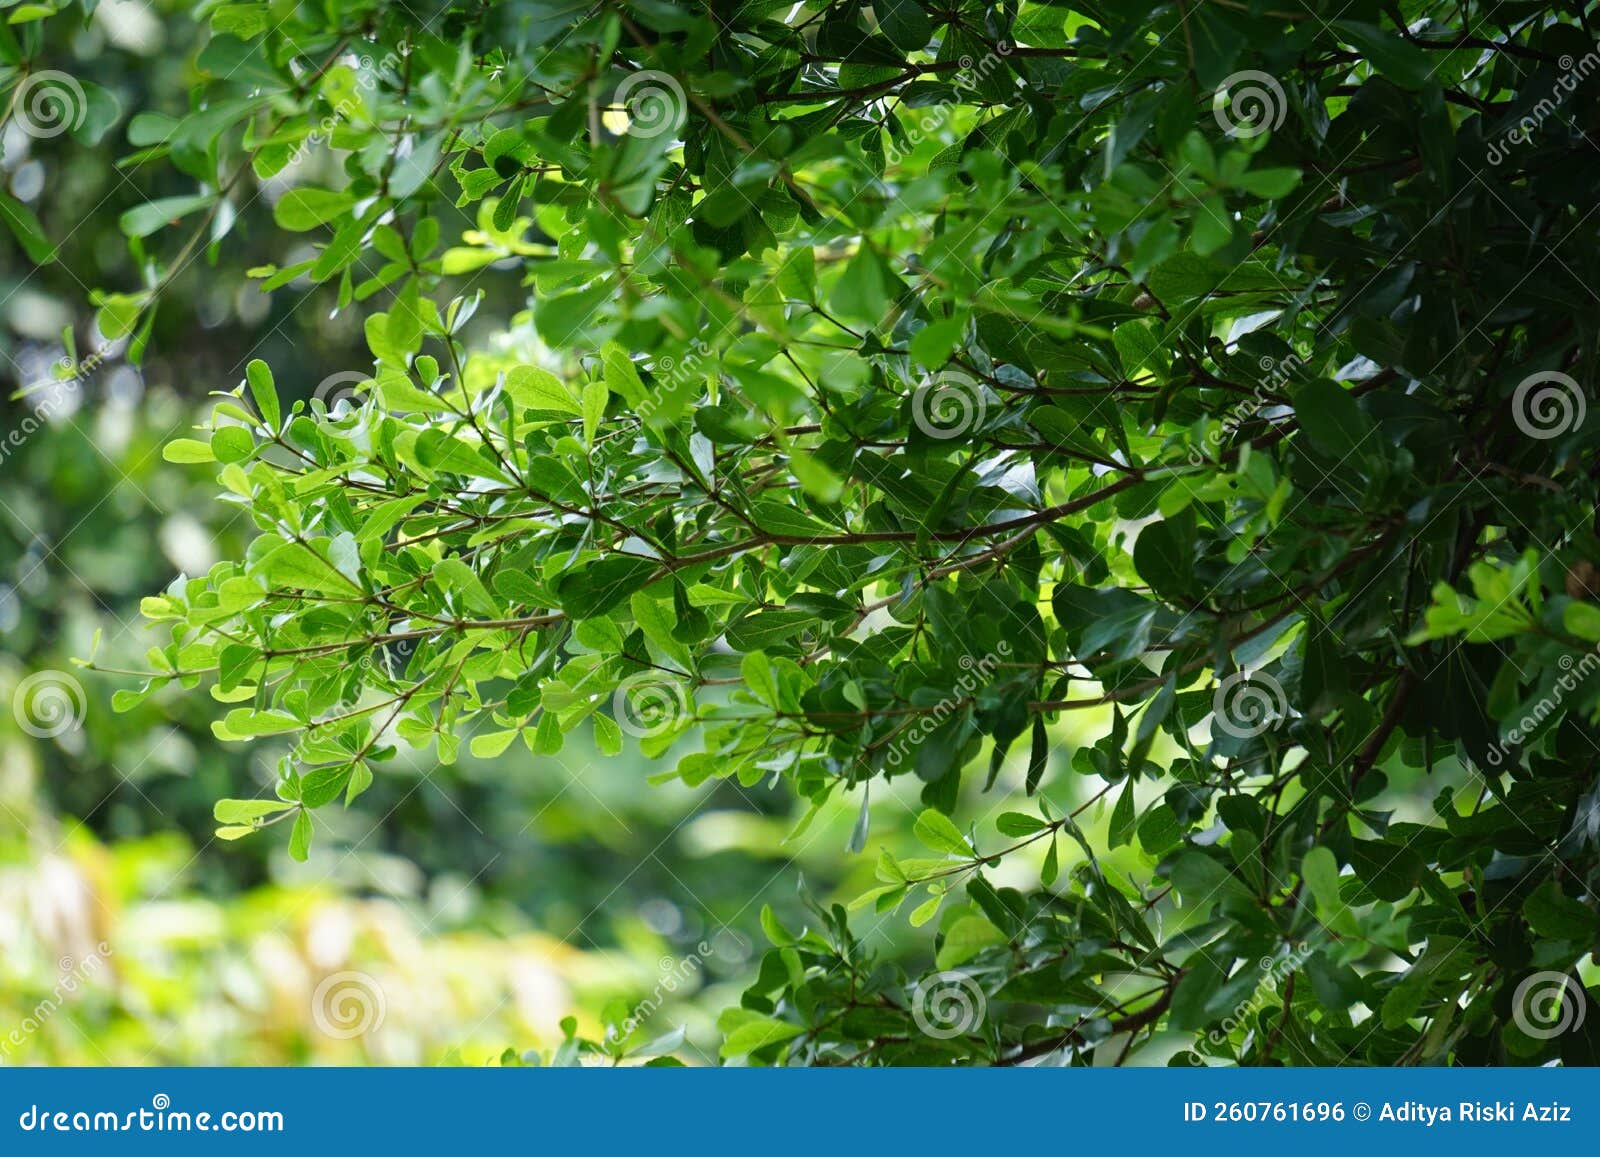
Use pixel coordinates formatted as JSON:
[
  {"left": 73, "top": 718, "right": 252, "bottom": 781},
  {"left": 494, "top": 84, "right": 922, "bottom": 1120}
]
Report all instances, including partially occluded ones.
[
  {"left": 9, "top": 0, "right": 1600, "bottom": 1064},
  {"left": 1, "top": 1, "right": 812, "bottom": 1065}
]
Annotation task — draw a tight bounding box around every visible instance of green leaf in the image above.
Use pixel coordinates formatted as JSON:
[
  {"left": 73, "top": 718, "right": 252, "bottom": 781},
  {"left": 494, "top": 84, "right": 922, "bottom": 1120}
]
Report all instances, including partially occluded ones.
[
  {"left": 1300, "top": 846, "right": 1342, "bottom": 915},
  {"left": 1348, "top": 839, "right": 1423, "bottom": 902},
  {"left": 0, "top": 189, "right": 56, "bottom": 263},
  {"left": 1293, "top": 378, "right": 1374, "bottom": 461},
  {"left": 259, "top": 541, "right": 361, "bottom": 595},
  {"left": 162, "top": 438, "right": 216, "bottom": 464},
  {"left": 995, "top": 812, "right": 1047, "bottom": 837},
  {"left": 214, "top": 798, "right": 292, "bottom": 824},
  {"left": 245, "top": 359, "right": 280, "bottom": 428},
  {"left": 288, "top": 809, "right": 312, "bottom": 861},
  {"left": 96, "top": 294, "right": 147, "bottom": 341},
  {"left": 1132, "top": 514, "right": 1196, "bottom": 601},
  {"left": 1108, "top": 780, "right": 1137, "bottom": 849},
  {"left": 1525, "top": 881, "right": 1598, "bottom": 941},
  {"left": 273, "top": 188, "right": 358, "bottom": 233},
  {"left": 719, "top": 1014, "right": 803, "bottom": 1057},
  {"left": 1332, "top": 20, "right": 1436, "bottom": 88},
  {"left": 503, "top": 365, "right": 580, "bottom": 413},
  {"left": 1564, "top": 602, "right": 1600, "bottom": 643},
  {"left": 830, "top": 247, "right": 903, "bottom": 321},
  {"left": 119, "top": 194, "right": 214, "bottom": 239},
  {"left": 216, "top": 708, "right": 302, "bottom": 738},
  {"left": 210, "top": 426, "right": 254, "bottom": 463},
  {"left": 913, "top": 809, "right": 972, "bottom": 857},
  {"left": 299, "top": 764, "right": 354, "bottom": 809},
  {"left": 433, "top": 557, "right": 497, "bottom": 616},
  {"left": 935, "top": 915, "right": 1006, "bottom": 969},
  {"left": 210, "top": 3, "right": 269, "bottom": 38},
  {"left": 581, "top": 378, "right": 608, "bottom": 446},
  {"left": 556, "top": 557, "right": 661, "bottom": 620}
]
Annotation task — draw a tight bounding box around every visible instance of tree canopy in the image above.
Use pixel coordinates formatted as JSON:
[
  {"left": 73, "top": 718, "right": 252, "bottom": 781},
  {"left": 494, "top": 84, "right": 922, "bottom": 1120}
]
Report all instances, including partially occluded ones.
[{"left": 8, "top": 0, "right": 1600, "bottom": 1064}]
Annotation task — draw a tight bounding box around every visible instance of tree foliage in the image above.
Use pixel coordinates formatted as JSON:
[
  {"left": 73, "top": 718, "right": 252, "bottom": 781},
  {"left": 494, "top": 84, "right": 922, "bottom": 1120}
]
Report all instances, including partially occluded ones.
[{"left": 10, "top": 0, "right": 1600, "bottom": 1063}]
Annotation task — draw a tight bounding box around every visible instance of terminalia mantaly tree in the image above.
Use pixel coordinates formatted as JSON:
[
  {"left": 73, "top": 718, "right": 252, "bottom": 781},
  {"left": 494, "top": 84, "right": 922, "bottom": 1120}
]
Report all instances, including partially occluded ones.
[{"left": 16, "top": 0, "right": 1595, "bottom": 1064}]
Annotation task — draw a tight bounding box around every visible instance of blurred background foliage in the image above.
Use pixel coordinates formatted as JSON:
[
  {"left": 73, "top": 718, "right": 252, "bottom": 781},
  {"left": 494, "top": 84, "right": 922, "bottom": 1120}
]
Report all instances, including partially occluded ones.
[{"left": 0, "top": 0, "right": 776, "bottom": 1064}]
